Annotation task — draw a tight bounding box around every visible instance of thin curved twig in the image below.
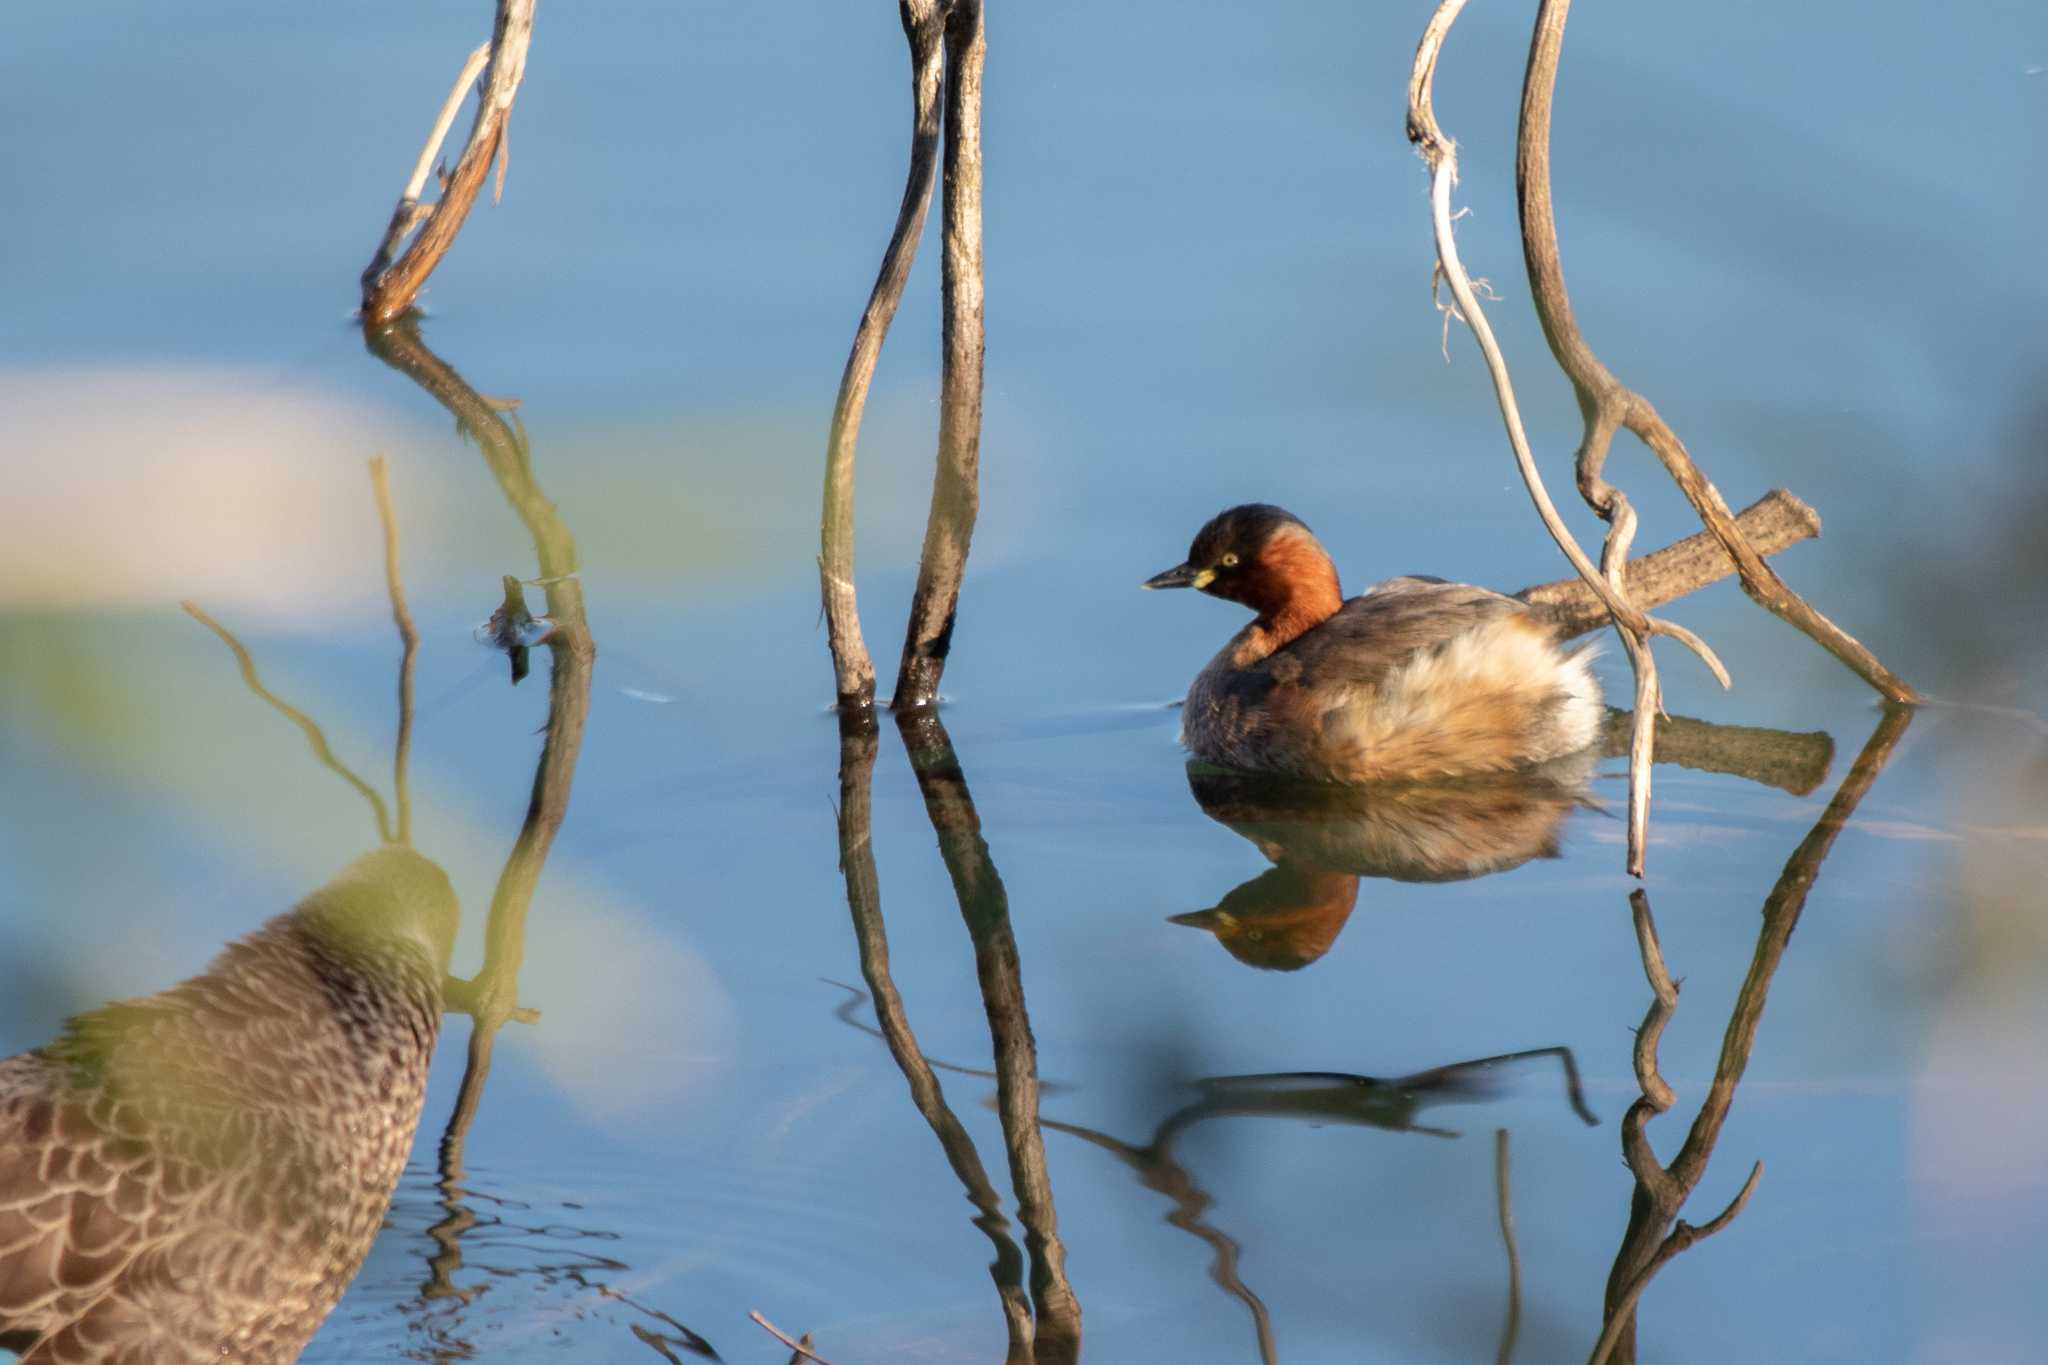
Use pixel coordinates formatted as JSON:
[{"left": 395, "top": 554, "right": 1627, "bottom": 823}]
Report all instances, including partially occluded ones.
[
  {"left": 820, "top": 0, "right": 947, "bottom": 712},
  {"left": 1515, "top": 0, "right": 1914, "bottom": 703},
  {"left": 361, "top": 1, "right": 536, "bottom": 323},
  {"left": 1407, "top": 0, "right": 1722, "bottom": 876}
]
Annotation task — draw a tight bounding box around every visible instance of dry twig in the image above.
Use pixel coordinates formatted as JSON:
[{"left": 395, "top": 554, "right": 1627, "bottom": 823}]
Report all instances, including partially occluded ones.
[
  {"left": 1408, "top": 0, "right": 1724, "bottom": 877},
  {"left": 1516, "top": 0, "right": 1914, "bottom": 704},
  {"left": 360, "top": 1, "right": 536, "bottom": 323},
  {"left": 820, "top": 0, "right": 946, "bottom": 711}
]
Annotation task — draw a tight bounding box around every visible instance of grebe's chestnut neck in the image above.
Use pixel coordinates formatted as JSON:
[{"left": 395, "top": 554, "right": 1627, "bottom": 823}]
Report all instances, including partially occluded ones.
[{"left": 1142, "top": 503, "right": 1343, "bottom": 656}]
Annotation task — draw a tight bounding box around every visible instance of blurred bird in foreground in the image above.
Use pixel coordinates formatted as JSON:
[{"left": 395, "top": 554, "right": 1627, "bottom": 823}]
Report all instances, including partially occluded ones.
[{"left": 0, "top": 848, "right": 458, "bottom": 1364}]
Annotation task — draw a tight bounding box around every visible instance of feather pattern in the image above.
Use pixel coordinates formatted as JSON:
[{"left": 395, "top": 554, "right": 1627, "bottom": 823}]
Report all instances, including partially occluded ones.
[
  {"left": 0, "top": 848, "right": 457, "bottom": 1365},
  {"left": 1183, "top": 577, "right": 1601, "bottom": 782}
]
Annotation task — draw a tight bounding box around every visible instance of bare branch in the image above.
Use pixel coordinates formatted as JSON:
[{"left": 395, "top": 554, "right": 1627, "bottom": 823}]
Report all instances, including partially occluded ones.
[
  {"left": 1516, "top": 0, "right": 1914, "bottom": 702},
  {"left": 361, "top": 2, "right": 537, "bottom": 323},
  {"left": 820, "top": 1, "right": 947, "bottom": 712},
  {"left": 892, "top": 0, "right": 987, "bottom": 710},
  {"left": 1406, "top": 0, "right": 1730, "bottom": 876}
]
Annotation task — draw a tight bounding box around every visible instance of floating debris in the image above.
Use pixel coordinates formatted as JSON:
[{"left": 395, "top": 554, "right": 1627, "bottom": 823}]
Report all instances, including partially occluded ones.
[{"left": 474, "top": 573, "right": 555, "bottom": 684}]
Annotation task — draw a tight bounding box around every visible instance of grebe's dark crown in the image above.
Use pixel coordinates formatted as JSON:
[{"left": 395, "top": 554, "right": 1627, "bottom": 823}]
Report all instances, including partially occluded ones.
[{"left": 1188, "top": 504, "right": 1313, "bottom": 567}]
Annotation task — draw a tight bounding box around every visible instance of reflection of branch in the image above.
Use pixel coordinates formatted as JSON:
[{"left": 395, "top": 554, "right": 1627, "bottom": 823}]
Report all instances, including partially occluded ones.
[
  {"left": 891, "top": 0, "right": 986, "bottom": 711},
  {"left": 361, "top": 1, "right": 537, "bottom": 323},
  {"left": 819, "top": 0, "right": 945, "bottom": 711},
  {"left": 1517, "top": 0, "right": 1913, "bottom": 704},
  {"left": 824, "top": 978, "right": 1005, "bottom": 1084},
  {"left": 180, "top": 600, "right": 395, "bottom": 844},
  {"left": 362, "top": 317, "right": 595, "bottom": 1316},
  {"left": 896, "top": 708, "right": 1083, "bottom": 1362},
  {"left": 1516, "top": 491, "right": 1819, "bottom": 640},
  {"left": 369, "top": 456, "right": 420, "bottom": 845},
  {"left": 1593, "top": 705, "right": 1913, "bottom": 1364},
  {"left": 1598, "top": 709, "right": 1834, "bottom": 798},
  {"left": 1039, "top": 1115, "right": 1277, "bottom": 1365},
  {"left": 1495, "top": 1129, "right": 1520, "bottom": 1365},
  {"left": 832, "top": 715, "right": 1035, "bottom": 1362}
]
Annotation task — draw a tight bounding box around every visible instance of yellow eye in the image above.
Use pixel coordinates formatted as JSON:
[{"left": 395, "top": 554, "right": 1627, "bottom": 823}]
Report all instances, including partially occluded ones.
[{"left": 1221, "top": 552, "right": 1239, "bottom": 568}]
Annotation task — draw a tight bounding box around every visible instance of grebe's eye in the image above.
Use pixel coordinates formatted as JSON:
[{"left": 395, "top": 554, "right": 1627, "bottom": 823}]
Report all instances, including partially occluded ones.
[{"left": 1220, "top": 552, "right": 1239, "bottom": 568}]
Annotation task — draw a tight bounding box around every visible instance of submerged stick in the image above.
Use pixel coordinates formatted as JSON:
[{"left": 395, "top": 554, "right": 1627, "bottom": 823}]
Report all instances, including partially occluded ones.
[
  {"left": 820, "top": 0, "right": 946, "bottom": 712},
  {"left": 892, "top": 0, "right": 987, "bottom": 710},
  {"left": 1515, "top": 0, "right": 1914, "bottom": 703},
  {"left": 360, "top": 0, "right": 536, "bottom": 323}
]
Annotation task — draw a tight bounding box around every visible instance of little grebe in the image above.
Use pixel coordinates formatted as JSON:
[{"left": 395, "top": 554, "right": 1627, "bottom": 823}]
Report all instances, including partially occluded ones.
[{"left": 1145, "top": 504, "right": 1600, "bottom": 782}]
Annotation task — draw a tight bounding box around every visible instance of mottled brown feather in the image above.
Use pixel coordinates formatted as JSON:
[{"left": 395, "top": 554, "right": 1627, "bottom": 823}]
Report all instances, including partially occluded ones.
[{"left": 0, "top": 848, "right": 457, "bottom": 1365}]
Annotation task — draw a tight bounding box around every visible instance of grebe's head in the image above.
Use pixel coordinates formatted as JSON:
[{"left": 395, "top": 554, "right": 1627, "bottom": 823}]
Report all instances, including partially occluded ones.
[{"left": 1142, "top": 504, "right": 1339, "bottom": 618}]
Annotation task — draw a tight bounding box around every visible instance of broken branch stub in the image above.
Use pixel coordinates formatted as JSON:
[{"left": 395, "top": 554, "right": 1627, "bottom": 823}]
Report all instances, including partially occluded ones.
[{"left": 360, "top": 0, "right": 536, "bottom": 324}]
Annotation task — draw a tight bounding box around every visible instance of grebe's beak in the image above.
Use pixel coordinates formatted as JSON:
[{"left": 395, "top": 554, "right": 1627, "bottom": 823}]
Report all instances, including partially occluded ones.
[
  {"left": 1143, "top": 562, "right": 1213, "bottom": 591},
  {"left": 1167, "top": 907, "right": 1232, "bottom": 929}
]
